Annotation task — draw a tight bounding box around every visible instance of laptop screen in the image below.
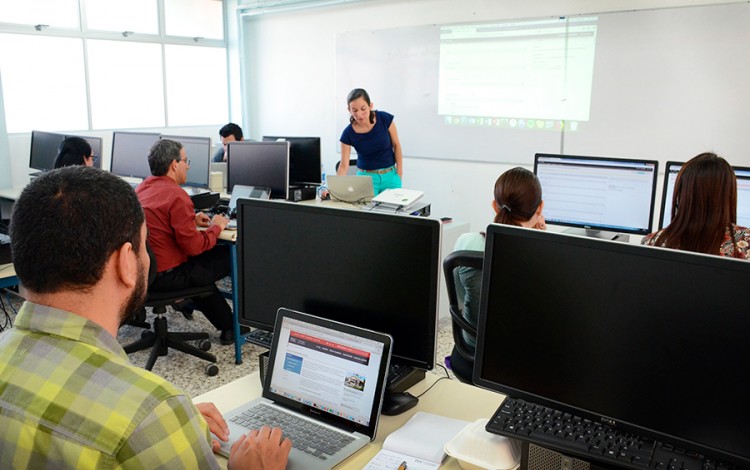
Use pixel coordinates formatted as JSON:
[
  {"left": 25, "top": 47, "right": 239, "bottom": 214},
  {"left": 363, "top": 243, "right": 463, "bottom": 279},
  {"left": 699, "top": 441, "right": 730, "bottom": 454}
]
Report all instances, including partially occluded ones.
[{"left": 265, "top": 310, "right": 391, "bottom": 435}]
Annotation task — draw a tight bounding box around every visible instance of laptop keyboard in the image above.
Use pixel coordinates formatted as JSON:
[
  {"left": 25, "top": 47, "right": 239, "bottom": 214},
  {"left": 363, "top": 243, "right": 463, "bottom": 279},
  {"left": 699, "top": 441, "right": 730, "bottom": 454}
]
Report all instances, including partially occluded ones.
[{"left": 228, "top": 403, "right": 355, "bottom": 461}]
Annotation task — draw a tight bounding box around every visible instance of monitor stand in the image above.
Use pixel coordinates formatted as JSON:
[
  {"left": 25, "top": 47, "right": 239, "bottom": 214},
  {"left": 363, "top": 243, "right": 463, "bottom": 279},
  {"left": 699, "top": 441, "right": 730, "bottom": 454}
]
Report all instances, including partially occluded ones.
[{"left": 562, "top": 227, "right": 630, "bottom": 243}]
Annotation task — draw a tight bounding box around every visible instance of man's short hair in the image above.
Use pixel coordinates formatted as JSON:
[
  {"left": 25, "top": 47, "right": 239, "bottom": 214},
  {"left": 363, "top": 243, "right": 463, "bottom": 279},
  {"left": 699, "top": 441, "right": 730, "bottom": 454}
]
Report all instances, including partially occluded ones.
[
  {"left": 219, "top": 123, "right": 243, "bottom": 141},
  {"left": 9, "top": 166, "right": 144, "bottom": 294},
  {"left": 147, "top": 139, "right": 183, "bottom": 176}
]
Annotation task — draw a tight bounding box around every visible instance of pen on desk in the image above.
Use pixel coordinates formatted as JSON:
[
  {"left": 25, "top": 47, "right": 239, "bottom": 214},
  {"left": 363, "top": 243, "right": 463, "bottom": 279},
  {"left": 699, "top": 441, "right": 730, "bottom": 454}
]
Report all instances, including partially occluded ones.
[{"left": 397, "top": 461, "right": 408, "bottom": 470}]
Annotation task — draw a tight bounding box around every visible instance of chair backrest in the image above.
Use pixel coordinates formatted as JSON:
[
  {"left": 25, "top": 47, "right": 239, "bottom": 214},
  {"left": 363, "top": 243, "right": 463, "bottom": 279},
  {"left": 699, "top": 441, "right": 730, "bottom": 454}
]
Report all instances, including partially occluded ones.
[
  {"left": 442, "top": 250, "right": 484, "bottom": 371},
  {"left": 334, "top": 159, "right": 358, "bottom": 175}
]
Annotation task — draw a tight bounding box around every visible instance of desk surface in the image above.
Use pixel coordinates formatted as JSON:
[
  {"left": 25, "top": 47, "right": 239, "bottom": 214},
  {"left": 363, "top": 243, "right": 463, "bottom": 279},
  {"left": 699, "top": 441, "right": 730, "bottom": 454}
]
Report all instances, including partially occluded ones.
[{"left": 194, "top": 371, "right": 505, "bottom": 469}]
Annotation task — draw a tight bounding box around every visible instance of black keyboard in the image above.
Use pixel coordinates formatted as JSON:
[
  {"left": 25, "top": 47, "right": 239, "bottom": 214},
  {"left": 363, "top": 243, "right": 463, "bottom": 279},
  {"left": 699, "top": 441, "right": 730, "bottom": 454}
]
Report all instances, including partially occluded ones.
[
  {"left": 489, "top": 398, "right": 740, "bottom": 470},
  {"left": 244, "top": 329, "right": 274, "bottom": 348}
]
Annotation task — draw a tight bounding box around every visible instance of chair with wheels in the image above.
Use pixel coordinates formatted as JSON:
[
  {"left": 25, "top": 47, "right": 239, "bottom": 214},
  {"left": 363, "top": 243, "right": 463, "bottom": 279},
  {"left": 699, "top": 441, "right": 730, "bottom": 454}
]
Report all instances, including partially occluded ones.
[
  {"left": 124, "top": 286, "right": 220, "bottom": 376},
  {"left": 442, "top": 250, "right": 484, "bottom": 384},
  {"left": 334, "top": 158, "right": 358, "bottom": 175}
]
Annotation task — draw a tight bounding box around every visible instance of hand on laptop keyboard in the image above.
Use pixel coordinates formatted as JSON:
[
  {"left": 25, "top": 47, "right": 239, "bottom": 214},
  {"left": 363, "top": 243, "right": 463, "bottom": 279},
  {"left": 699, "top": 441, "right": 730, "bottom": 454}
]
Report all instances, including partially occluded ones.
[{"left": 227, "top": 426, "right": 292, "bottom": 470}]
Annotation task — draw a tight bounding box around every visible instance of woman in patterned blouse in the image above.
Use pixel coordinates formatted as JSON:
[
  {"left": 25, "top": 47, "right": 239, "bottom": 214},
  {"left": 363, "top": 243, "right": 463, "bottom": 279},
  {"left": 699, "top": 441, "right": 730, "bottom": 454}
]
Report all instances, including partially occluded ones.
[{"left": 642, "top": 152, "right": 750, "bottom": 258}]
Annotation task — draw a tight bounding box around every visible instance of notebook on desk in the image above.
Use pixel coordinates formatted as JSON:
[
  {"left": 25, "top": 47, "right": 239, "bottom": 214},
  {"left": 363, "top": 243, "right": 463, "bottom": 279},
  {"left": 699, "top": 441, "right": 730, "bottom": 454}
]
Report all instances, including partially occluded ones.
[{"left": 216, "top": 308, "right": 393, "bottom": 469}]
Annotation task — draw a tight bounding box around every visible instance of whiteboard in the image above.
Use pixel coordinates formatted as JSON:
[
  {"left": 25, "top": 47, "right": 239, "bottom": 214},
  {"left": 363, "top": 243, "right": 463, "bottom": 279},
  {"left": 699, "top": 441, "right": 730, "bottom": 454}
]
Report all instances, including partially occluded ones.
[{"left": 335, "top": 2, "right": 750, "bottom": 169}]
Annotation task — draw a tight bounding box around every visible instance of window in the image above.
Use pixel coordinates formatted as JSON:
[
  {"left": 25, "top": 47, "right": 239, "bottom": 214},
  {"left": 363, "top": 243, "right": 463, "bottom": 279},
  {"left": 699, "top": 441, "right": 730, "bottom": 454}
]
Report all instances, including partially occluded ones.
[
  {"left": 165, "top": 44, "right": 229, "bottom": 126},
  {"left": 0, "top": 0, "right": 228, "bottom": 133},
  {"left": 88, "top": 40, "right": 165, "bottom": 129},
  {"left": 0, "top": 34, "right": 88, "bottom": 133},
  {"left": 85, "top": 0, "right": 159, "bottom": 35}
]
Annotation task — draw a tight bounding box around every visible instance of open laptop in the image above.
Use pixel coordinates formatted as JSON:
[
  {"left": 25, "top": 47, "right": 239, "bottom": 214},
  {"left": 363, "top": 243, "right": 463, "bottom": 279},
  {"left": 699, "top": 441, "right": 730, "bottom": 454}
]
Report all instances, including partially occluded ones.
[
  {"left": 327, "top": 175, "right": 375, "bottom": 203},
  {"left": 226, "top": 184, "right": 271, "bottom": 229},
  {"left": 216, "top": 308, "right": 393, "bottom": 469}
]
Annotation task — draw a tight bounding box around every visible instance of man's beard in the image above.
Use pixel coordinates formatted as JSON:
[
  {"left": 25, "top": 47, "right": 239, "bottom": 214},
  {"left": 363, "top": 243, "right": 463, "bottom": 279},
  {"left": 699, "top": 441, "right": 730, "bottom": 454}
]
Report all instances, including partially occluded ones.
[{"left": 118, "top": 258, "right": 148, "bottom": 327}]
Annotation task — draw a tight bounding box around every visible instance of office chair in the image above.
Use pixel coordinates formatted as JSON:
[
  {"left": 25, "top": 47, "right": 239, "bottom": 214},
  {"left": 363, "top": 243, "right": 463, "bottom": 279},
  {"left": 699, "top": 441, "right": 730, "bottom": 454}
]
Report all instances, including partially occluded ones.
[
  {"left": 334, "top": 158, "right": 358, "bottom": 175},
  {"left": 123, "top": 245, "right": 219, "bottom": 376},
  {"left": 442, "top": 250, "right": 484, "bottom": 384}
]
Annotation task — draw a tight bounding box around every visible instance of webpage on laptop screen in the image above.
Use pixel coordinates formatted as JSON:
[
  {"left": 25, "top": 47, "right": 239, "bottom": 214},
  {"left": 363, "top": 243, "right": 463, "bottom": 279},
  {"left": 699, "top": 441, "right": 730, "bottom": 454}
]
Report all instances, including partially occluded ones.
[{"left": 269, "top": 317, "right": 385, "bottom": 426}]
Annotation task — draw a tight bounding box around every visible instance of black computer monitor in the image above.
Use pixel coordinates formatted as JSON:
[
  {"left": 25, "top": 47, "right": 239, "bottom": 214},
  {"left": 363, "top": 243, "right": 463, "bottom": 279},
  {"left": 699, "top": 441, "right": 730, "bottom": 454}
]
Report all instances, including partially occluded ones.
[
  {"left": 29, "top": 130, "right": 64, "bottom": 172},
  {"left": 534, "top": 153, "right": 659, "bottom": 238},
  {"left": 30, "top": 131, "right": 103, "bottom": 171},
  {"left": 226, "top": 141, "right": 289, "bottom": 199},
  {"left": 659, "top": 161, "right": 750, "bottom": 229},
  {"left": 110, "top": 131, "right": 160, "bottom": 179},
  {"left": 235, "top": 198, "right": 441, "bottom": 370},
  {"left": 161, "top": 135, "right": 211, "bottom": 188},
  {"left": 262, "top": 136, "right": 322, "bottom": 186},
  {"left": 474, "top": 224, "right": 750, "bottom": 468}
]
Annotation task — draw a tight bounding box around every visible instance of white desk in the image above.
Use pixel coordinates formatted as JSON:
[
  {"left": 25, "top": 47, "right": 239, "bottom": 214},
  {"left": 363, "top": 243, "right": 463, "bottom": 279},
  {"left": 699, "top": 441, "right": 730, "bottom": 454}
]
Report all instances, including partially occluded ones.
[{"left": 194, "top": 371, "right": 506, "bottom": 469}]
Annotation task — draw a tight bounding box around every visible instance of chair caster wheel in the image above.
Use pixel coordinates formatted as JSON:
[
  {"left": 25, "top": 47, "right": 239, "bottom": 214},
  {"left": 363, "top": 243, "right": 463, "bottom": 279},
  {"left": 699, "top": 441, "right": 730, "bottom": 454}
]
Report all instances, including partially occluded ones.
[
  {"left": 199, "top": 340, "right": 211, "bottom": 351},
  {"left": 205, "top": 364, "right": 219, "bottom": 376},
  {"left": 141, "top": 330, "right": 155, "bottom": 339}
]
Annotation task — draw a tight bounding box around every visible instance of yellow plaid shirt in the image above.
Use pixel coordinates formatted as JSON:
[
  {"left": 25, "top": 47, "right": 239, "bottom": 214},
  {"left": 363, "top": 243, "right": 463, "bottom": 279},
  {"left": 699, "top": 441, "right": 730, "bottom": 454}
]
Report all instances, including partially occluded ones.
[{"left": 0, "top": 302, "right": 219, "bottom": 469}]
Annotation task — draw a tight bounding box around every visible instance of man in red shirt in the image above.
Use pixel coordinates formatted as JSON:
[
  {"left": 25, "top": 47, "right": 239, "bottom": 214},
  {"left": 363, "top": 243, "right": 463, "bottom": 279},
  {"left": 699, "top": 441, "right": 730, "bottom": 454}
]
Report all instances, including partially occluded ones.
[{"left": 137, "top": 139, "right": 238, "bottom": 344}]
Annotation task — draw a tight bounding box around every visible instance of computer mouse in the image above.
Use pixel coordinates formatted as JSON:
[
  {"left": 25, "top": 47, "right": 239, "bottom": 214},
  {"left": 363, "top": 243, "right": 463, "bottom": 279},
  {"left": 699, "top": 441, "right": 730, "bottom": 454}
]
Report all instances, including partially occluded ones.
[{"left": 381, "top": 391, "right": 418, "bottom": 416}]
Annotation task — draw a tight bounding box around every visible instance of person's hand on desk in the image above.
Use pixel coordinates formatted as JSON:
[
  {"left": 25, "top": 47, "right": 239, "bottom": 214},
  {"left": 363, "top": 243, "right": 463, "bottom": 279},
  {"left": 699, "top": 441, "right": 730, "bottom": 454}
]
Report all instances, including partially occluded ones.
[
  {"left": 228, "top": 426, "right": 292, "bottom": 470},
  {"left": 195, "top": 402, "right": 230, "bottom": 452},
  {"left": 195, "top": 212, "right": 211, "bottom": 227},
  {"left": 211, "top": 213, "right": 230, "bottom": 231}
]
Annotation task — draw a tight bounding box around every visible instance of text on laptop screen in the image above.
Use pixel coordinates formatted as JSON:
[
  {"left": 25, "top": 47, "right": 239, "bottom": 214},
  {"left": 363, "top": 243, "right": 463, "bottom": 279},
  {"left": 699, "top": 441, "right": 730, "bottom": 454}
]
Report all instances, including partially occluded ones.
[
  {"left": 269, "top": 315, "right": 386, "bottom": 427},
  {"left": 660, "top": 162, "right": 750, "bottom": 229},
  {"left": 534, "top": 153, "right": 658, "bottom": 235}
]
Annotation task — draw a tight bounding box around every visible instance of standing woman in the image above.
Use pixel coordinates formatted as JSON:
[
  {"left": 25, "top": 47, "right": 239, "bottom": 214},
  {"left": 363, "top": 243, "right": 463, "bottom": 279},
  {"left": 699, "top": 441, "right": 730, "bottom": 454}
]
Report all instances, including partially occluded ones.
[
  {"left": 338, "top": 88, "right": 403, "bottom": 195},
  {"left": 53, "top": 137, "right": 95, "bottom": 168},
  {"left": 642, "top": 152, "right": 750, "bottom": 258}
]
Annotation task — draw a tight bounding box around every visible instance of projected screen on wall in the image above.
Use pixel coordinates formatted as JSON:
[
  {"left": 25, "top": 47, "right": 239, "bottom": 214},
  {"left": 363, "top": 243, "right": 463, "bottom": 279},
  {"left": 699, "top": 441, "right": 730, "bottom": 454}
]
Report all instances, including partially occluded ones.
[
  {"left": 336, "top": 3, "right": 750, "bottom": 167},
  {"left": 437, "top": 17, "right": 597, "bottom": 126}
]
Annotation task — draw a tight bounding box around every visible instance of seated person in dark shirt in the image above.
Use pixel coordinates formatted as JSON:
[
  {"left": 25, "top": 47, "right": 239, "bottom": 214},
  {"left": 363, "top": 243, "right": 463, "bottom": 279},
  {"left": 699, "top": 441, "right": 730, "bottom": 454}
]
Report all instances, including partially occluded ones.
[
  {"left": 212, "top": 122, "right": 244, "bottom": 162},
  {"left": 137, "top": 139, "right": 242, "bottom": 344}
]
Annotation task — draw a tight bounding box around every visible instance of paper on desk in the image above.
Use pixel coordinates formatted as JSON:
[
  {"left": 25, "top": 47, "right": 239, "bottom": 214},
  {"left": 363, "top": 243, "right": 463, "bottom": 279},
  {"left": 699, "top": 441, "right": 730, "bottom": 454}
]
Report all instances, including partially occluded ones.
[
  {"left": 364, "top": 412, "right": 470, "bottom": 469},
  {"left": 363, "top": 449, "right": 440, "bottom": 470}
]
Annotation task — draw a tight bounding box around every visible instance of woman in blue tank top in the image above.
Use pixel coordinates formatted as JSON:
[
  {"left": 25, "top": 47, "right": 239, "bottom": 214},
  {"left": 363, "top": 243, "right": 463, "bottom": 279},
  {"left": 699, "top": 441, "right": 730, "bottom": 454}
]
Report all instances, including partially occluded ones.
[{"left": 337, "top": 88, "right": 403, "bottom": 195}]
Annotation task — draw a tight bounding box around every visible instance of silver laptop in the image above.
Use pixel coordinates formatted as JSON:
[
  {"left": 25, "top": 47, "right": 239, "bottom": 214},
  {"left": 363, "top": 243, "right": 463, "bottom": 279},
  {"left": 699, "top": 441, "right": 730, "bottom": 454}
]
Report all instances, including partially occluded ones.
[
  {"left": 216, "top": 308, "right": 393, "bottom": 469},
  {"left": 327, "top": 175, "right": 375, "bottom": 203},
  {"left": 226, "top": 184, "right": 271, "bottom": 229}
]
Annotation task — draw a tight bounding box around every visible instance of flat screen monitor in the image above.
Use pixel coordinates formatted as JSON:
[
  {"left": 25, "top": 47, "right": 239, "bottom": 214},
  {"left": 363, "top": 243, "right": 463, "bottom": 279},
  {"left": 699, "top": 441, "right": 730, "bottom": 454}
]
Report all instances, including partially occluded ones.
[
  {"left": 534, "top": 153, "right": 659, "bottom": 238},
  {"left": 474, "top": 224, "right": 750, "bottom": 468},
  {"left": 226, "top": 141, "right": 289, "bottom": 199},
  {"left": 29, "top": 130, "right": 64, "bottom": 172},
  {"left": 110, "top": 131, "right": 160, "bottom": 180},
  {"left": 262, "top": 136, "right": 322, "bottom": 186},
  {"left": 161, "top": 135, "right": 211, "bottom": 188},
  {"left": 30, "top": 131, "right": 103, "bottom": 171},
  {"left": 659, "top": 161, "right": 750, "bottom": 229},
  {"left": 235, "top": 198, "right": 441, "bottom": 370}
]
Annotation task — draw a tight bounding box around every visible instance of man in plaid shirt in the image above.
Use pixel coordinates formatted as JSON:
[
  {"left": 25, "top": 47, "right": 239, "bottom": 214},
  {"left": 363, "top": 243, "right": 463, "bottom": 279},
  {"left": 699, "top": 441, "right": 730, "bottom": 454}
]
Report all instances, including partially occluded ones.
[{"left": 0, "top": 167, "right": 291, "bottom": 469}]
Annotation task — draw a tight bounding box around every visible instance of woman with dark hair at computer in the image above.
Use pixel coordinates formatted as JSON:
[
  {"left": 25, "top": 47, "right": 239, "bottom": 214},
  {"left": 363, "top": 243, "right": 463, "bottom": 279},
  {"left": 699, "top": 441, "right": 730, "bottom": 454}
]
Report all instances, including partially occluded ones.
[
  {"left": 642, "top": 152, "right": 750, "bottom": 258},
  {"left": 53, "top": 137, "right": 94, "bottom": 168},
  {"left": 337, "top": 88, "right": 403, "bottom": 195},
  {"left": 448, "top": 167, "right": 545, "bottom": 379}
]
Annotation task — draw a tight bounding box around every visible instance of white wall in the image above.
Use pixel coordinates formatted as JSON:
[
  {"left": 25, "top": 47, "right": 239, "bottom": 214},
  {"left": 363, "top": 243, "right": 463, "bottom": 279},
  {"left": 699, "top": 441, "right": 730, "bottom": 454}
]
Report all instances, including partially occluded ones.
[{"left": 241, "top": 0, "right": 740, "bottom": 233}]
